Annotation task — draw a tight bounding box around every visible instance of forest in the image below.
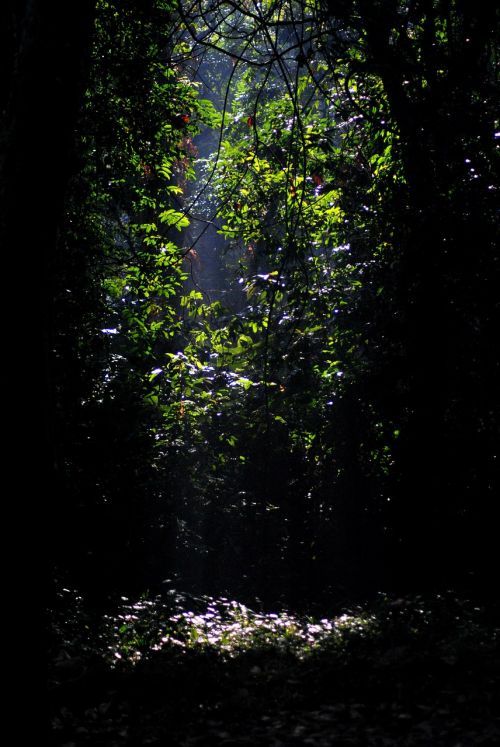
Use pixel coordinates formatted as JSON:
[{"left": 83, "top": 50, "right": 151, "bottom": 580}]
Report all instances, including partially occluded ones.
[{"left": 2, "top": 0, "right": 499, "bottom": 744}]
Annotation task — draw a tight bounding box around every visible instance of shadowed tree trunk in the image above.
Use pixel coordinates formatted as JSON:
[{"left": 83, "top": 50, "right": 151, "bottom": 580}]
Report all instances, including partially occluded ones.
[{"left": 1, "top": 0, "right": 96, "bottom": 594}]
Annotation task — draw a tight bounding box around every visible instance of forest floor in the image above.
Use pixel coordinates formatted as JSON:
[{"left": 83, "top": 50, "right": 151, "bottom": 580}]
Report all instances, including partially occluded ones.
[{"left": 48, "top": 592, "right": 500, "bottom": 746}]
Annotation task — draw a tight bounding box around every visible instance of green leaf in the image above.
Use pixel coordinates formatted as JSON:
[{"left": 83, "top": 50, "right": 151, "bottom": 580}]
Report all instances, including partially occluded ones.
[
  {"left": 236, "top": 377, "right": 254, "bottom": 390},
  {"left": 159, "top": 209, "right": 190, "bottom": 229}
]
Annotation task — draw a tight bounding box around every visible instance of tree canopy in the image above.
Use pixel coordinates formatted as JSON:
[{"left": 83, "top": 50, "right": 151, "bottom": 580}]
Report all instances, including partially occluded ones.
[{"left": 3, "top": 0, "right": 498, "bottom": 608}]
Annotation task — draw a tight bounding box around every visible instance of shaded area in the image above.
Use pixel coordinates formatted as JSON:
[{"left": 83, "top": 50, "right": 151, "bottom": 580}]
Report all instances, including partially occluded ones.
[
  {"left": 49, "top": 592, "right": 500, "bottom": 746},
  {"left": 3, "top": 2, "right": 498, "bottom": 742}
]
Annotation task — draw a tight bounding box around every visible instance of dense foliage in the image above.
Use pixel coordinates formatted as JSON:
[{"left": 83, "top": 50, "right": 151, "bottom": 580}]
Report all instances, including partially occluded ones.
[
  {"left": 4, "top": 0, "right": 498, "bottom": 618},
  {"left": 7, "top": 0, "right": 488, "bottom": 604},
  {"left": 127, "top": 0, "right": 499, "bottom": 600},
  {"left": 46, "top": 0, "right": 220, "bottom": 595}
]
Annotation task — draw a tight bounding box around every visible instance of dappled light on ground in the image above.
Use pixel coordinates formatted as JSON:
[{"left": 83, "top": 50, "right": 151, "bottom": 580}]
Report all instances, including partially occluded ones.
[
  {"left": 108, "top": 594, "right": 377, "bottom": 662},
  {"left": 49, "top": 592, "right": 500, "bottom": 746}
]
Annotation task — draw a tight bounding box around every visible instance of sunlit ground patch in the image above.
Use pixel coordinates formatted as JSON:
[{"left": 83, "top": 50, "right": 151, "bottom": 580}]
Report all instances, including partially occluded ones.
[{"left": 107, "top": 594, "right": 378, "bottom": 663}]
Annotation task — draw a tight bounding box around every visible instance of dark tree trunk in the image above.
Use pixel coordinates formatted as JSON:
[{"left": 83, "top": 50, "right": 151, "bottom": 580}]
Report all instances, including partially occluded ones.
[{"left": 1, "top": 0, "right": 96, "bottom": 600}]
